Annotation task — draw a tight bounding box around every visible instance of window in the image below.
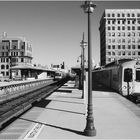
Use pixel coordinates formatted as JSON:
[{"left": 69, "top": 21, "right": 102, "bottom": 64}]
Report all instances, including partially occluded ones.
[
  {"left": 108, "top": 32, "right": 111, "bottom": 36},
  {"left": 122, "top": 39, "right": 125, "bottom": 43},
  {"left": 21, "top": 58, "right": 24, "bottom": 62},
  {"left": 112, "top": 52, "right": 115, "bottom": 55},
  {"left": 118, "top": 45, "right": 121, "bottom": 49},
  {"left": 118, "top": 26, "right": 120, "bottom": 30},
  {"left": 108, "top": 39, "right": 111, "bottom": 43},
  {"left": 137, "top": 32, "right": 140, "bottom": 36},
  {"left": 128, "top": 32, "right": 131, "bottom": 36},
  {"left": 128, "top": 45, "right": 131, "bottom": 49},
  {"left": 118, "top": 32, "right": 121, "bottom": 36},
  {"left": 1, "top": 72, "right": 4, "bottom": 76},
  {"left": 127, "top": 13, "right": 130, "bottom": 17},
  {"left": 107, "top": 13, "right": 110, "bottom": 17},
  {"left": 108, "top": 20, "right": 110, "bottom": 24},
  {"left": 128, "top": 26, "right": 131, "bottom": 30},
  {"left": 12, "top": 45, "right": 17, "bottom": 49},
  {"left": 117, "top": 39, "right": 121, "bottom": 43},
  {"left": 6, "top": 65, "right": 9, "bottom": 69},
  {"left": 128, "top": 20, "right": 130, "bottom": 24},
  {"left": 122, "top": 13, "right": 125, "bottom": 17},
  {"left": 6, "top": 58, "right": 9, "bottom": 62},
  {"left": 122, "top": 20, "right": 125, "bottom": 24},
  {"left": 132, "top": 51, "right": 135, "bottom": 55},
  {"left": 112, "top": 39, "right": 115, "bottom": 43},
  {"left": 137, "top": 13, "right": 140, "bottom": 17},
  {"left": 118, "top": 20, "right": 120, "bottom": 24},
  {"left": 1, "top": 58, "right": 5, "bottom": 62},
  {"left": 138, "top": 20, "right": 140, "bottom": 24},
  {"left": 107, "top": 52, "right": 111, "bottom": 55},
  {"left": 112, "top": 20, "right": 115, "bottom": 24},
  {"left": 20, "top": 52, "right": 24, "bottom": 56},
  {"left": 122, "top": 51, "right": 125, "bottom": 55},
  {"left": 108, "top": 45, "right": 111, "bottom": 49},
  {"left": 132, "top": 32, "right": 135, "bottom": 36},
  {"left": 112, "top": 32, "right": 115, "bottom": 36},
  {"left": 132, "top": 13, "right": 135, "bottom": 17},
  {"left": 138, "top": 45, "right": 140, "bottom": 49},
  {"left": 112, "top": 45, "right": 115, "bottom": 49},
  {"left": 118, "top": 51, "right": 121, "bottom": 55},
  {"left": 122, "top": 45, "right": 125, "bottom": 49},
  {"left": 128, "top": 51, "right": 131, "bottom": 55},
  {"left": 1, "top": 65, "right": 5, "bottom": 69},
  {"left": 112, "top": 26, "right": 115, "bottom": 30},
  {"left": 132, "top": 26, "right": 135, "bottom": 30},
  {"left": 138, "top": 52, "right": 140, "bottom": 55},
  {"left": 108, "top": 27, "right": 111, "bottom": 30},
  {"left": 6, "top": 72, "right": 9, "bottom": 76},
  {"left": 128, "top": 39, "right": 131, "bottom": 43},
  {"left": 136, "top": 69, "right": 140, "bottom": 82},
  {"left": 122, "top": 32, "right": 125, "bottom": 36},
  {"left": 122, "top": 26, "right": 125, "bottom": 30},
  {"left": 132, "top": 45, "right": 135, "bottom": 49},
  {"left": 132, "top": 20, "right": 135, "bottom": 24},
  {"left": 138, "top": 39, "right": 140, "bottom": 43},
  {"left": 138, "top": 26, "right": 140, "bottom": 30},
  {"left": 112, "top": 13, "right": 115, "bottom": 17},
  {"left": 132, "top": 38, "right": 135, "bottom": 43},
  {"left": 117, "top": 13, "right": 120, "bottom": 17},
  {"left": 124, "top": 68, "right": 132, "bottom": 82}
]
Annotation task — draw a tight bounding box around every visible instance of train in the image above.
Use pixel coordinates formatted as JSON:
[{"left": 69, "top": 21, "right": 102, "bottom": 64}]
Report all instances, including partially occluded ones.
[
  {"left": 54, "top": 70, "right": 70, "bottom": 81},
  {"left": 93, "top": 59, "right": 140, "bottom": 101}
]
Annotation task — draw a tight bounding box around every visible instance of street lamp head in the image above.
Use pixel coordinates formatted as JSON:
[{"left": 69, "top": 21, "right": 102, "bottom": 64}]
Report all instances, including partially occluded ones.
[
  {"left": 81, "top": 0, "right": 96, "bottom": 13},
  {"left": 80, "top": 41, "right": 87, "bottom": 49}
]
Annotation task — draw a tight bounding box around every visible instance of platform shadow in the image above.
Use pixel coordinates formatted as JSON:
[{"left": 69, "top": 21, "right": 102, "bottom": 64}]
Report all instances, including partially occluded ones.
[
  {"left": 45, "top": 107, "right": 85, "bottom": 115},
  {"left": 57, "top": 96, "right": 81, "bottom": 99},
  {"left": 55, "top": 89, "right": 72, "bottom": 93},
  {"left": 20, "top": 118, "right": 85, "bottom": 136},
  {"left": 50, "top": 99, "right": 84, "bottom": 105},
  {"left": 33, "top": 99, "right": 52, "bottom": 108},
  {"left": 61, "top": 86, "right": 76, "bottom": 90}
]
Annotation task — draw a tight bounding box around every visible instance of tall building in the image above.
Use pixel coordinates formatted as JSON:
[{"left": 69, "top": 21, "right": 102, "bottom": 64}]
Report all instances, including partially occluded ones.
[
  {"left": 0, "top": 33, "right": 32, "bottom": 80},
  {"left": 99, "top": 9, "right": 140, "bottom": 66}
]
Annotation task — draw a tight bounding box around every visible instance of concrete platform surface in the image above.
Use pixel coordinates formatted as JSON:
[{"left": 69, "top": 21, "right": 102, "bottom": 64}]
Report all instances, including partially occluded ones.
[{"left": 0, "top": 81, "right": 140, "bottom": 139}]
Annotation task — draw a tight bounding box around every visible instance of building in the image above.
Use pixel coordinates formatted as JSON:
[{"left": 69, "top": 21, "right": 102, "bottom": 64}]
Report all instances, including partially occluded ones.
[
  {"left": 99, "top": 9, "right": 140, "bottom": 66},
  {"left": 0, "top": 33, "right": 32, "bottom": 80}
]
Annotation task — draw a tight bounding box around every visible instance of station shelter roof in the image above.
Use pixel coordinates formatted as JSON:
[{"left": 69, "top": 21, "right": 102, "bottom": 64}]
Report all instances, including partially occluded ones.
[{"left": 11, "top": 65, "right": 56, "bottom": 73}]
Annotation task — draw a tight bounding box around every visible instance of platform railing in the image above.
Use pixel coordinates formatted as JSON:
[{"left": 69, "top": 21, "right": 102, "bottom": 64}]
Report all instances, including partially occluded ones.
[{"left": 0, "top": 78, "right": 54, "bottom": 102}]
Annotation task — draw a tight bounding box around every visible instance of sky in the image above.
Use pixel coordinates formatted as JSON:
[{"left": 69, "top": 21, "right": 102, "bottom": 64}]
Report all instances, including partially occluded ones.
[{"left": 0, "top": 1, "right": 140, "bottom": 69}]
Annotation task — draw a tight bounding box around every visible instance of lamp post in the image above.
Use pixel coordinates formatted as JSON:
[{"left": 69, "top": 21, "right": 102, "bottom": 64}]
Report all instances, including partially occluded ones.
[
  {"left": 80, "top": 32, "right": 87, "bottom": 99},
  {"left": 8, "top": 46, "right": 12, "bottom": 80},
  {"left": 81, "top": 0, "right": 96, "bottom": 136},
  {"left": 77, "top": 55, "right": 82, "bottom": 89}
]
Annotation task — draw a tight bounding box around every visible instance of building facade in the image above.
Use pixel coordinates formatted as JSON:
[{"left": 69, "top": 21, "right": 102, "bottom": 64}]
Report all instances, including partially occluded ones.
[
  {"left": 0, "top": 34, "right": 32, "bottom": 80},
  {"left": 99, "top": 9, "right": 140, "bottom": 66}
]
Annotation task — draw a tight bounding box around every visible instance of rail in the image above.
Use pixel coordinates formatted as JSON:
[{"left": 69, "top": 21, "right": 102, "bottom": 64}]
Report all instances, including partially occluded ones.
[
  {"left": 0, "top": 78, "right": 54, "bottom": 103},
  {"left": 0, "top": 78, "right": 69, "bottom": 128}
]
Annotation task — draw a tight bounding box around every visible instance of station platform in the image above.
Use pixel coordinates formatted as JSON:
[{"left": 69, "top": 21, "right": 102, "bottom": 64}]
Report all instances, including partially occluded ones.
[{"left": 0, "top": 80, "right": 140, "bottom": 139}]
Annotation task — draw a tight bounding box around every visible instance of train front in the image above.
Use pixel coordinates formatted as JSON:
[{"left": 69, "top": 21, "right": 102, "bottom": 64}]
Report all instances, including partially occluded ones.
[{"left": 133, "top": 61, "right": 140, "bottom": 97}]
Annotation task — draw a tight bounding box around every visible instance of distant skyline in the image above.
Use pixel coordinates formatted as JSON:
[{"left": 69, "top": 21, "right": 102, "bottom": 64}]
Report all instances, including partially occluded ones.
[{"left": 0, "top": 1, "right": 140, "bottom": 68}]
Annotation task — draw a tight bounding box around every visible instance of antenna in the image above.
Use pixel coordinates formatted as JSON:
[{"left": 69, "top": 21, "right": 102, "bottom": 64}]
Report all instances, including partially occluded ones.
[{"left": 2, "top": 32, "right": 7, "bottom": 38}]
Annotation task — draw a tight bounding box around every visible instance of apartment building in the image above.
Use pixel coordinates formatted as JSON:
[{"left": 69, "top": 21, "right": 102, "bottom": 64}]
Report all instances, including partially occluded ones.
[
  {"left": 0, "top": 33, "right": 32, "bottom": 79},
  {"left": 99, "top": 9, "right": 140, "bottom": 66}
]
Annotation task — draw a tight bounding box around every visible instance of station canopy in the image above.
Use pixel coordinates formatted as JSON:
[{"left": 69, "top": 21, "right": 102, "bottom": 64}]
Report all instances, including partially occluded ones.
[{"left": 11, "top": 65, "right": 56, "bottom": 73}]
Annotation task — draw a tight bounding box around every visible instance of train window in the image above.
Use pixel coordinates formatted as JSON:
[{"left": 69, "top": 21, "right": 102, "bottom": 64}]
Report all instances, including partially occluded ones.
[
  {"left": 124, "top": 68, "right": 132, "bottom": 82},
  {"left": 136, "top": 69, "right": 140, "bottom": 82}
]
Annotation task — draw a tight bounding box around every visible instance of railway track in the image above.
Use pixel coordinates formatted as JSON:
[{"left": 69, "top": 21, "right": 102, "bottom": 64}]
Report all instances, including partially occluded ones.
[{"left": 0, "top": 78, "right": 68, "bottom": 129}]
